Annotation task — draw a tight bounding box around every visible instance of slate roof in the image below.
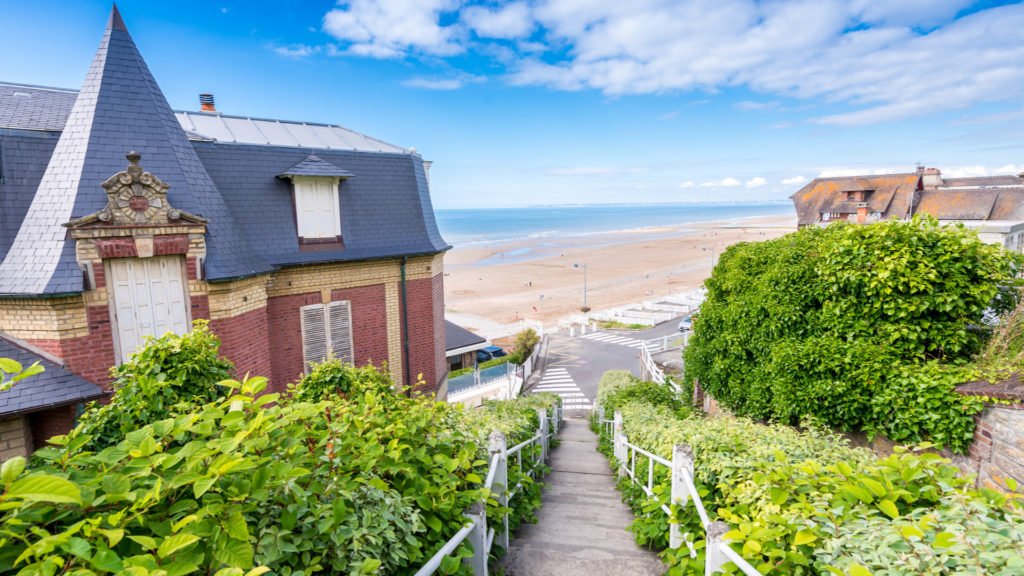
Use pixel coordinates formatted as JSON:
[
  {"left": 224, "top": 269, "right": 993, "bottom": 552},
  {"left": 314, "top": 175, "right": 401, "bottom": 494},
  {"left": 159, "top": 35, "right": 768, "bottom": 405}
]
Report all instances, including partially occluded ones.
[
  {"left": 445, "top": 321, "right": 486, "bottom": 354},
  {"left": 0, "top": 7, "right": 448, "bottom": 296},
  {"left": 0, "top": 337, "right": 106, "bottom": 416},
  {"left": 278, "top": 154, "right": 356, "bottom": 178}
]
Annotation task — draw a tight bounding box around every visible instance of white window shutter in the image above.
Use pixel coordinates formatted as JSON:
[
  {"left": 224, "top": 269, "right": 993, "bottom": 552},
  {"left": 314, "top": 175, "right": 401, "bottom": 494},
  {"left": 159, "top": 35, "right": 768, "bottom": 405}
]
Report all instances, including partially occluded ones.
[
  {"left": 293, "top": 176, "right": 341, "bottom": 239},
  {"left": 327, "top": 300, "right": 354, "bottom": 363},
  {"left": 300, "top": 304, "right": 328, "bottom": 372}
]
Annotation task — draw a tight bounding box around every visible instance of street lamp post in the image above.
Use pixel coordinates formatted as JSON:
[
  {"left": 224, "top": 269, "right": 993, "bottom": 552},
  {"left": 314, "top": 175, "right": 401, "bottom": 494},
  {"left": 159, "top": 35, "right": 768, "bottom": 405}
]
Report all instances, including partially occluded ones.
[{"left": 573, "top": 263, "right": 587, "bottom": 309}]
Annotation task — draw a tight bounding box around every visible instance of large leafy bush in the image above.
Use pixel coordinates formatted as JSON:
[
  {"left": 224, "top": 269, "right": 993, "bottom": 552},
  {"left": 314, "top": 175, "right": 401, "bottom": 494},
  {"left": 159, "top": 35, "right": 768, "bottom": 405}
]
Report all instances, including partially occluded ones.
[
  {"left": 684, "top": 217, "right": 1019, "bottom": 452},
  {"left": 73, "top": 321, "right": 233, "bottom": 451},
  {"left": 0, "top": 338, "right": 560, "bottom": 574},
  {"left": 596, "top": 376, "right": 1024, "bottom": 575}
]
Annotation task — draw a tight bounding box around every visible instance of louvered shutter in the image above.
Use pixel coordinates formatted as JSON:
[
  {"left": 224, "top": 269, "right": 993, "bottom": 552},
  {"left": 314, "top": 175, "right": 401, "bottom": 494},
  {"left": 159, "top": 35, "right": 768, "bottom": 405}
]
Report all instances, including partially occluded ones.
[
  {"left": 300, "top": 304, "right": 328, "bottom": 372},
  {"left": 327, "top": 300, "right": 354, "bottom": 363}
]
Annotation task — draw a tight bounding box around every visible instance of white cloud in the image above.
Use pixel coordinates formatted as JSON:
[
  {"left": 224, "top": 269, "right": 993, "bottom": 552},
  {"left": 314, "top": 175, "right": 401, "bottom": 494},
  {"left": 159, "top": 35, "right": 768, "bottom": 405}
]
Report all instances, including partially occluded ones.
[
  {"left": 659, "top": 111, "right": 680, "bottom": 120},
  {"left": 745, "top": 176, "right": 766, "bottom": 188},
  {"left": 941, "top": 164, "right": 1024, "bottom": 178},
  {"left": 314, "top": 1, "right": 1024, "bottom": 125},
  {"left": 402, "top": 72, "right": 484, "bottom": 90},
  {"left": 995, "top": 164, "right": 1024, "bottom": 175},
  {"left": 677, "top": 181, "right": 695, "bottom": 188},
  {"left": 273, "top": 44, "right": 321, "bottom": 58},
  {"left": 463, "top": 2, "right": 533, "bottom": 39},
  {"left": 781, "top": 175, "right": 807, "bottom": 185},
  {"left": 701, "top": 177, "right": 742, "bottom": 188},
  {"left": 323, "top": 0, "right": 464, "bottom": 58}
]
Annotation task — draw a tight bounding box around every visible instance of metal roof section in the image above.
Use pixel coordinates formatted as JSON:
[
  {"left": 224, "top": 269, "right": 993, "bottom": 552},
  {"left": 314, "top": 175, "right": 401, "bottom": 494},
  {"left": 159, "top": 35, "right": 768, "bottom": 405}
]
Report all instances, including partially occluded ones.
[
  {"left": 175, "top": 111, "right": 409, "bottom": 153},
  {"left": 277, "top": 154, "right": 356, "bottom": 179},
  {"left": 0, "top": 84, "right": 410, "bottom": 155},
  {"left": 0, "top": 5, "right": 270, "bottom": 295},
  {"left": 445, "top": 320, "right": 488, "bottom": 355},
  {"left": 0, "top": 336, "right": 106, "bottom": 416}
]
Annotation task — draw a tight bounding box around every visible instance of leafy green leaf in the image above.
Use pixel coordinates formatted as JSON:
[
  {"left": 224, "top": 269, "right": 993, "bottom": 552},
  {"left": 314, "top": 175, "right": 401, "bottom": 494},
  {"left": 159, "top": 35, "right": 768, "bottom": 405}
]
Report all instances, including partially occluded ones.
[{"left": 4, "top": 474, "right": 82, "bottom": 504}]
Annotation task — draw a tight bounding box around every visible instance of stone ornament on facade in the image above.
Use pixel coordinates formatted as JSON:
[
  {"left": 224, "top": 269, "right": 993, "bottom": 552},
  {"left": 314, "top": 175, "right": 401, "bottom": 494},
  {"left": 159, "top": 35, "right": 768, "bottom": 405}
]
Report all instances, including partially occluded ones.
[{"left": 66, "top": 151, "right": 206, "bottom": 228}]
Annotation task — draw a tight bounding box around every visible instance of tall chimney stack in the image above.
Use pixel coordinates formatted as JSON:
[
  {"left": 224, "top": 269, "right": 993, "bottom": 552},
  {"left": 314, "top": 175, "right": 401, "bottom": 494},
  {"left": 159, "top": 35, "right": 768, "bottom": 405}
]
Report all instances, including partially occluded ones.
[
  {"left": 199, "top": 93, "right": 216, "bottom": 113},
  {"left": 920, "top": 167, "right": 942, "bottom": 189}
]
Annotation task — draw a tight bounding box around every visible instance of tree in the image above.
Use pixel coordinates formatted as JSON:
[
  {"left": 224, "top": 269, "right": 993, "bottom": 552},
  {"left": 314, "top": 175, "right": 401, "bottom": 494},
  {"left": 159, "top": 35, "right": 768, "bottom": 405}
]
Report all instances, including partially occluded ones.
[{"left": 507, "top": 328, "right": 541, "bottom": 365}]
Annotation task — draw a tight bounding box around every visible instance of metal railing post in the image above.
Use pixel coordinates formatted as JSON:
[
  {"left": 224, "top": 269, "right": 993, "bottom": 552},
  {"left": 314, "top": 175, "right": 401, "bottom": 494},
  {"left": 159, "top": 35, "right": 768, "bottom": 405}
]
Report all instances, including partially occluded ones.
[
  {"left": 489, "top": 430, "right": 509, "bottom": 551},
  {"left": 613, "top": 411, "right": 624, "bottom": 472},
  {"left": 670, "top": 444, "right": 695, "bottom": 549},
  {"left": 536, "top": 408, "right": 549, "bottom": 461},
  {"left": 464, "top": 501, "right": 488, "bottom": 576},
  {"left": 551, "top": 402, "right": 560, "bottom": 435},
  {"left": 704, "top": 521, "right": 731, "bottom": 576}
]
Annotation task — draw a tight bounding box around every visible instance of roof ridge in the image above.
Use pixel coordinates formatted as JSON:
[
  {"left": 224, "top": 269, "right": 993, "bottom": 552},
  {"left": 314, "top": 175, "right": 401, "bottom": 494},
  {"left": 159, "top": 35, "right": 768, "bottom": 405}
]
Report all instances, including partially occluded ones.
[
  {"left": 814, "top": 172, "right": 919, "bottom": 180},
  {"left": 0, "top": 81, "right": 78, "bottom": 93}
]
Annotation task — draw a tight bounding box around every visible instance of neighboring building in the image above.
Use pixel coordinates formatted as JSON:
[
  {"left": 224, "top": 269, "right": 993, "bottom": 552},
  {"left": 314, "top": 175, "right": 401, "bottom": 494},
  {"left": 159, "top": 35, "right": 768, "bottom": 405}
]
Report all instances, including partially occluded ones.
[
  {"left": 790, "top": 167, "right": 1024, "bottom": 251},
  {"left": 445, "top": 320, "right": 488, "bottom": 372},
  {"left": 0, "top": 6, "right": 449, "bottom": 455}
]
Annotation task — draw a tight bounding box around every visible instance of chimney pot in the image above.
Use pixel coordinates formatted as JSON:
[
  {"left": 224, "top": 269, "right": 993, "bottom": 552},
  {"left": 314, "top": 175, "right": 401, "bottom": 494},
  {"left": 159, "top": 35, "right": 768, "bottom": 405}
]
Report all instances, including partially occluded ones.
[{"left": 199, "top": 93, "right": 216, "bottom": 113}]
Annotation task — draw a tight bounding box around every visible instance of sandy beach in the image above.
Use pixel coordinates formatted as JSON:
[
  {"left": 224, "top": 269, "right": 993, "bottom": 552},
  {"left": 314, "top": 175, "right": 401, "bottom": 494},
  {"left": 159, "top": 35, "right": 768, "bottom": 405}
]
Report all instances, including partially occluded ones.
[{"left": 444, "top": 213, "right": 797, "bottom": 333}]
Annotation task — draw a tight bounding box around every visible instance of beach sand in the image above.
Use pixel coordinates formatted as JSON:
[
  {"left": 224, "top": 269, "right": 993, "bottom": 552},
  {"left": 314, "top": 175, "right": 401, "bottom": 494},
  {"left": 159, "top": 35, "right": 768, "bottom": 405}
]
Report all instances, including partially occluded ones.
[{"left": 443, "top": 213, "right": 797, "bottom": 333}]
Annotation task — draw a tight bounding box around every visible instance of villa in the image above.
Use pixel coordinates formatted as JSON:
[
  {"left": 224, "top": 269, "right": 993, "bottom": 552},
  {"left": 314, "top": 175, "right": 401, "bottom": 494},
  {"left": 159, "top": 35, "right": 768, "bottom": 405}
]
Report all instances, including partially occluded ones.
[
  {"left": 791, "top": 167, "right": 1024, "bottom": 251},
  {"left": 0, "top": 6, "right": 449, "bottom": 457}
]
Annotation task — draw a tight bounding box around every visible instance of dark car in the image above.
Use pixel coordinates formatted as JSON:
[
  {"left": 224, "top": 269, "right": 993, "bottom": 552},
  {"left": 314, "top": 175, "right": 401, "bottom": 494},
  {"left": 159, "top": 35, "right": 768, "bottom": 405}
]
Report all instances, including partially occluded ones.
[{"left": 477, "top": 345, "right": 507, "bottom": 363}]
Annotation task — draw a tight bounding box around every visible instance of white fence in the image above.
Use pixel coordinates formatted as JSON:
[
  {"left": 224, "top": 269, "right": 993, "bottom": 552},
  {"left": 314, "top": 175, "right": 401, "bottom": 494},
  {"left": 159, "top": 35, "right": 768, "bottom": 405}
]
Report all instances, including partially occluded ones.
[
  {"left": 594, "top": 408, "right": 760, "bottom": 576},
  {"left": 448, "top": 337, "right": 547, "bottom": 405},
  {"left": 416, "top": 402, "right": 563, "bottom": 576},
  {"left": 639, "top": 336, "right": 686, "bottom": 393}
]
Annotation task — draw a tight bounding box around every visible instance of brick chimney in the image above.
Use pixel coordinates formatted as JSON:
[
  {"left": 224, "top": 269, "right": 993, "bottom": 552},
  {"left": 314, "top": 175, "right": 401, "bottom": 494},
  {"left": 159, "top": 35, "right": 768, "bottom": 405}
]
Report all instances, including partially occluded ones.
[
  {"left": 856, "top": 203, "right": 869, "bottom": 224},
  {"left": 199, "top": 93, "right": 216, "bottom": 113},
  {"left": 918, "top": 166, "right": 942, "bottom": 189}
]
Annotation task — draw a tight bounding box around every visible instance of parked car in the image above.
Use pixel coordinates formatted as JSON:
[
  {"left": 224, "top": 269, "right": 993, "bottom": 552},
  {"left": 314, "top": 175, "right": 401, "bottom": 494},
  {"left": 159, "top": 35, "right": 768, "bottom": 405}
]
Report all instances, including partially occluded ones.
[
  {"left": 678, "top": 315, "right": 693, "bottom": 332},
  {"left": 477, "top": 346, "right": 508, "bottom": 363}
]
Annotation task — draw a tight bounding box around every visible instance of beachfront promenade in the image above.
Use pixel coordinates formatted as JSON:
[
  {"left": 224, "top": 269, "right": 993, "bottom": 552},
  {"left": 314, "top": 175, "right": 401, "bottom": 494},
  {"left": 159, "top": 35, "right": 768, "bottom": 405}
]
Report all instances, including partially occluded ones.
[{"left": 499, "top": 418, "right": 665, "bottom": 575}]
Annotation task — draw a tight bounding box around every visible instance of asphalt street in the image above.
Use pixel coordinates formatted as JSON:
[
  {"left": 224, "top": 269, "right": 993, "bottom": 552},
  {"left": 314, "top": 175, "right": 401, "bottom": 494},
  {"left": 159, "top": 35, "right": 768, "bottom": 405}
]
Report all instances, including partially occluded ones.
[{"left": 527, "top": 318, "right": 686, "bottom": 413}]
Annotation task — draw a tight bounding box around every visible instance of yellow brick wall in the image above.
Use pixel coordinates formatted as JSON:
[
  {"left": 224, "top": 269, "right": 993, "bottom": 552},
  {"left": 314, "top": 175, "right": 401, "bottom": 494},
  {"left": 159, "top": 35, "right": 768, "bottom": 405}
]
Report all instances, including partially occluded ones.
[
  {"left": 0, "top": 416, "right": 32, "bottom": 463},
  {"left": 0, "top": 296, "right": 88, "bottom": 340},
  {"left": 207, "top": 275, "right": 268, "bottom": 319}
]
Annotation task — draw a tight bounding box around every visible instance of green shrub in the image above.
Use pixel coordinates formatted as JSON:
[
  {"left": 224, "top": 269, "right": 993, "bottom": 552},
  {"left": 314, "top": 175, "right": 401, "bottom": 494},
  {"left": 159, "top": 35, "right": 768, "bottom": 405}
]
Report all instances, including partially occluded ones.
[
  {"left": 596, "top": 377, "right": 1024, "bottom": 575},
  {"left": 596, "top": 370, "right": 636, "bottom": 407},
  {"left": 685, "top": 217, "right": 1021, "bottom": 452},
  {"left": 1, "top": 338, "right": 561, "bottom": 575},
  {"left": 507, "top": 329, "right": 540, "bottom": 365},
  {"left": 290, "top": 357, "right": 397, "bottom": 401},
  {"left": 72, "top": 321, "right": 233, "bottom": 451}
]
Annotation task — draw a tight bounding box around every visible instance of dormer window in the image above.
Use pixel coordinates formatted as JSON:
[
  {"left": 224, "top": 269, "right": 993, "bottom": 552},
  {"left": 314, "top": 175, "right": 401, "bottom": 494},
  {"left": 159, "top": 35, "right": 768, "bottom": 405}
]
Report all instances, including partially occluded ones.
[
  {"left": 293, "top": 176, "right": 341, "bottom": 241},
  {"left": 277, "top": 154, "right": 355, "bottom": 246}
]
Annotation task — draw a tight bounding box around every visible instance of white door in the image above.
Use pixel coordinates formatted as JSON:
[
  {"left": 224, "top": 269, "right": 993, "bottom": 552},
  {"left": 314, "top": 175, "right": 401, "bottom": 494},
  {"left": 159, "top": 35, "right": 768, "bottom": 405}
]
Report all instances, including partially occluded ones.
[{"left": 108, "top": 256, "right": 190, "bottom": 362}]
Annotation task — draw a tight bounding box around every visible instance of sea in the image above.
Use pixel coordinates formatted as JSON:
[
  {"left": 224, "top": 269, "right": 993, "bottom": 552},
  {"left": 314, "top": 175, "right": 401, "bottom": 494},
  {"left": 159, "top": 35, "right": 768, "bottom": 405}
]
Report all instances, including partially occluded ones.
[{"left": 435, "top": 202, "right": 794, "bottom": 246}]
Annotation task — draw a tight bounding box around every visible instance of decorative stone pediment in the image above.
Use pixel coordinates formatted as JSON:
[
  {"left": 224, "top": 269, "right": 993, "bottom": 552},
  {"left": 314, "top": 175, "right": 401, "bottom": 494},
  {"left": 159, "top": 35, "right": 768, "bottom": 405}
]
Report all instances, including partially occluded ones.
[{"left": 66, "top": 151, "right": 206, "bottom": 228}]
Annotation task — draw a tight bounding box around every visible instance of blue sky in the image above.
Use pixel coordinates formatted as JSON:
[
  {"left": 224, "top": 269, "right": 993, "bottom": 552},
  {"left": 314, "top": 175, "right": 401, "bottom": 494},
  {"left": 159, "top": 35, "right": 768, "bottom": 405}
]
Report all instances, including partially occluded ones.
[{"left": 1, "top": 1, "right": 1022, "bottom": 208}]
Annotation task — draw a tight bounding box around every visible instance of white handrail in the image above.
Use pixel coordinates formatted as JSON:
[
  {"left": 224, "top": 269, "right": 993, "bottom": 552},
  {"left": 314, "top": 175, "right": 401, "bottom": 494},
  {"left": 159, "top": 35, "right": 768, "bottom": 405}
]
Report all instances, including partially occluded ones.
[
  {"left": 416, "top": 401, "right": 562, "bottom": 575},
  {"left": 597, "top": 407, "right": 761, "bottom": 576}
]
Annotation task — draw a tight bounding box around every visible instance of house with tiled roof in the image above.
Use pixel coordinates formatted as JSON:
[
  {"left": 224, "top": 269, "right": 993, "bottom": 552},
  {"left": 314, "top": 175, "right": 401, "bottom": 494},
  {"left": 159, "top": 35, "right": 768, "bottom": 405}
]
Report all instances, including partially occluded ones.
[
  {"left": 790, "top": 167, "right": 1024, "bottom": 250},
  {"left": 0, "top": 6, "right": 450, "bottom": 457}
]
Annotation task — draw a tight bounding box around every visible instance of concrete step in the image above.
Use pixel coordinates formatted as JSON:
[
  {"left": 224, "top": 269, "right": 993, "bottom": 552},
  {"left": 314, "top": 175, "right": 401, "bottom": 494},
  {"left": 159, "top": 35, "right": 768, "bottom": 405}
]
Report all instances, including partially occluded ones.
[{"left": 501, "top": 547, "right": 665, "bottom": 576}]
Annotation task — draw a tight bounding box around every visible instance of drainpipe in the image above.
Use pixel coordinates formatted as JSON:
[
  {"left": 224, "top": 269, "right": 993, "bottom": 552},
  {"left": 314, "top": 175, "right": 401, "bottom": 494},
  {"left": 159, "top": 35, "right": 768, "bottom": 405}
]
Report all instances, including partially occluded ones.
[{"left": 401, "top": 256, "right": 412, "bottom": 396}]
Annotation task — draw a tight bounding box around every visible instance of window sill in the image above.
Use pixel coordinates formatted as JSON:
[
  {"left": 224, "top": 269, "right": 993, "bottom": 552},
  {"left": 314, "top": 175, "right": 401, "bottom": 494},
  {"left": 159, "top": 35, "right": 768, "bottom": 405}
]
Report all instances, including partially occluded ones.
[{"left": 298, "top": 236, "right": 344, "bottom": 252}]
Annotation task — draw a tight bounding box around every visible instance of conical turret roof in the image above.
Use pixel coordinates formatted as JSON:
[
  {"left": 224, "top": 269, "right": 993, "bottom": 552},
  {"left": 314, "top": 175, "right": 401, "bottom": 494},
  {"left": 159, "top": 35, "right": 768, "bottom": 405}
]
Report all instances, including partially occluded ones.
[{"left": 0, "top": 5, "right": 268, "bottom": 295}]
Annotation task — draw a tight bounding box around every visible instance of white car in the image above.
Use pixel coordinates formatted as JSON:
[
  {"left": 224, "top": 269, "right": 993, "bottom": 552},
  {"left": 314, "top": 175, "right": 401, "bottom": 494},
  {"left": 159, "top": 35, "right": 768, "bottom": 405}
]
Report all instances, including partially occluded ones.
[{"left": 678, "top": 315, "right": 693, "bottom": 332}]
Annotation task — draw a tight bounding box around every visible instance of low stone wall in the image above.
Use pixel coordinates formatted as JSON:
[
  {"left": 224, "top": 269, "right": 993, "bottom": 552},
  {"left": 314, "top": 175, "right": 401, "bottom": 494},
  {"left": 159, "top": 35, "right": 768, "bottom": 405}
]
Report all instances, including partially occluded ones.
[{"left": 0, "top": 415, "right": 32, "bottom": 463}]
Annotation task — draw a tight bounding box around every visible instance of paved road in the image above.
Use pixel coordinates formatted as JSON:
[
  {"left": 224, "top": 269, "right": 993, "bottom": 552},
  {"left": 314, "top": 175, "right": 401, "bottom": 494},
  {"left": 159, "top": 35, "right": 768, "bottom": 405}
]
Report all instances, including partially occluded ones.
[{"left": 527, "top": 318, "right": 686, "bottom": 413}]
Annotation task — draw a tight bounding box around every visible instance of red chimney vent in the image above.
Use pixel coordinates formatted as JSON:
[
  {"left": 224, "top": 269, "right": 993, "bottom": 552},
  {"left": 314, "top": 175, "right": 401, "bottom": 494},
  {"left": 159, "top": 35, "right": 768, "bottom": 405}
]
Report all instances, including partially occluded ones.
[{"left": 199, "top": 93, "right": 216, "bottom": 113}]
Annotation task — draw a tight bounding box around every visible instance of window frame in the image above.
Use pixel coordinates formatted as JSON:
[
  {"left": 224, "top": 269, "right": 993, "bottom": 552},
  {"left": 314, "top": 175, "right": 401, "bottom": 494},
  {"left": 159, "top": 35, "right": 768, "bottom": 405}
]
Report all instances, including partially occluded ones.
[
  {"left": 299, "top": 300, "right": 355, "bottom": 373},
  {"left": 291, "top": 175, "right": 342, "bottom": 243}
]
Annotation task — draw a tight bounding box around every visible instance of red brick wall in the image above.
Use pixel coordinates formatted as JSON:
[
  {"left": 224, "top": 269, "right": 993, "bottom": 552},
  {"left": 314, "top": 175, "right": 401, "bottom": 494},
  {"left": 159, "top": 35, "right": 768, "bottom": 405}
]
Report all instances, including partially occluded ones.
[
  {"left": 266, "top": 292, "right": 323, "bottom": 389},
  {"left": 28, "top": 405, "right": 77, "bottom": 450},
  {"left": 191, "top": 294, "right": 210, "bottom": 321},
  {"left": 331, "top": 285, "right": 389, "bottom": 367},
  {"left": 27, "top": 305, "right": 117, "bottom": 388},
  {"left": 403, "top": 273, "right": 446, "bottom": 394},
  {"left": 210, "top": 307, "right": 271, "bottom": 385}
]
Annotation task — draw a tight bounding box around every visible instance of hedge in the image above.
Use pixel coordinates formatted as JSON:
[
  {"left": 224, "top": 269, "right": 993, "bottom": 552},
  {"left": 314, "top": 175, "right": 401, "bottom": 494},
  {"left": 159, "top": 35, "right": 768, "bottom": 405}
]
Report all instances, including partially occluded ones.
[
  {"left": 596, "top": 375, "right": 1024, "bottom": 575},
  {"left": 684, "top": 217, "right": 1021, "bottom": 453},
  {"left": 0, "top": 332, "right": 560, "bottom": 576}
]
